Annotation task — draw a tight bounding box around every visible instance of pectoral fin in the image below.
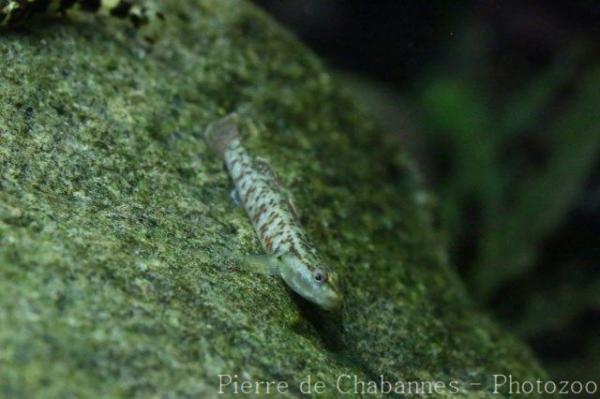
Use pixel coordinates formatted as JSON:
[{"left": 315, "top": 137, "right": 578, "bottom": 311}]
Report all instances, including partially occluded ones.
[{"left": 242, "top": 254, "right": 281, "bottom": 276}]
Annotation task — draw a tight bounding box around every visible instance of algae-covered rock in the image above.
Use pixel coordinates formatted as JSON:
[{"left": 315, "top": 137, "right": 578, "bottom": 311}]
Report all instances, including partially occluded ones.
[{"left": 0, "top": 0, "right": 548, "bottom": 397}]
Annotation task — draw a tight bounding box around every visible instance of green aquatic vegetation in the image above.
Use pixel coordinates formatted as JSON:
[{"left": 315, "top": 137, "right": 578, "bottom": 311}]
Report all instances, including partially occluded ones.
[
  {"left": 418, "top": 33, "right": 600, "bottom": 300},
  {"left": 411, "top": 24, "right": 600, "bottom": 385}
]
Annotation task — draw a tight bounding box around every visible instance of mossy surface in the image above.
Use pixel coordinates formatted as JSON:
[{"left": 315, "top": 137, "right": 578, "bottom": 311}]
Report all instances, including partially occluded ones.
[{"left": 0, "top": 1, "right": 547, "bottom": 397}]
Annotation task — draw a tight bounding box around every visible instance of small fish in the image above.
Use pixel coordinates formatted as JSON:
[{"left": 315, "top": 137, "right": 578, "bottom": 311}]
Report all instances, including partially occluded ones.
[
  {"left": 204, "top": 114, "right": 342, "bottom": 310},
  {"left": 0, "top": 0, "right": 161, "bottom": 28}
]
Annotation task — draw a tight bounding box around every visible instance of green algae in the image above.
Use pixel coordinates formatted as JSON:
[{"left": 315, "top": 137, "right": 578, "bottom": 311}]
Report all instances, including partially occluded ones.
[{"left": 0, "top": 1, "right": 548, "bottom": 397}]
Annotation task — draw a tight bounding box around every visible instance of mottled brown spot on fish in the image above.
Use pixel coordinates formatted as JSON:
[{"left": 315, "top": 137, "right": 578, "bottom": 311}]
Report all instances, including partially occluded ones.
[
  {"left": 265, "top": 236, "right": 274, "bottom": 250},
  {"left": 245, "top": 187, "right": 256, "bottom": 202},
  {"left": 253, "top": 206, "right": 267, "bottom": 223}
]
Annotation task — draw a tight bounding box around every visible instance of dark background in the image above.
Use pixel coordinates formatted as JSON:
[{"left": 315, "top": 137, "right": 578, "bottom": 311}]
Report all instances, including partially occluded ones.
[{"left": 254, "top": 0, "right": 600, "bottom": 386}]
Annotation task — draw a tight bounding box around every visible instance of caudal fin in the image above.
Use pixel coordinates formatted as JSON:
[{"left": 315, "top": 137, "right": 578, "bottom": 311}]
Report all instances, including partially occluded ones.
[{"left": 203, "top": 113, "right": 240, "bottom": 159}]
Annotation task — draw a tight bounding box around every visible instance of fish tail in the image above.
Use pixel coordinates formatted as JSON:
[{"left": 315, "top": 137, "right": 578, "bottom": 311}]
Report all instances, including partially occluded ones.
[{"left": 204, "top": 113, "right": 240, "bottom": 160}]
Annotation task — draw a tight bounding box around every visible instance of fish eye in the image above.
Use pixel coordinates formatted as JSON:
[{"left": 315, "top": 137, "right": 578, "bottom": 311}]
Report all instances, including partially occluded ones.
[{"left": 313, "top": 269, "right": 327, "bottom": 283}]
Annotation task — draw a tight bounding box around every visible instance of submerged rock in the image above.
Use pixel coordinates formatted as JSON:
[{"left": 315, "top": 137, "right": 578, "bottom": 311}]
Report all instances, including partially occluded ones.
[{"left": 0, "top": 0, "right": 547, "bottom": 397}]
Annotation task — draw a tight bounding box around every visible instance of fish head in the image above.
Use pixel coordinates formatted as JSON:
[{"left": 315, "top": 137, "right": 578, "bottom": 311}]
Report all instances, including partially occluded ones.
[{"left": 279, "top": 254, "right": 342, "bottom": 310}]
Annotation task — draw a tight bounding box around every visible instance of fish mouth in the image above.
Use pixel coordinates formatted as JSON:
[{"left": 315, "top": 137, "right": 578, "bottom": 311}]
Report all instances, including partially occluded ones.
[
  {"left": 318, "top": 291, "right": 343, "bottom": 311},
  {"left": 293, "top": 284, "right": 342, "bottom": 310}
]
